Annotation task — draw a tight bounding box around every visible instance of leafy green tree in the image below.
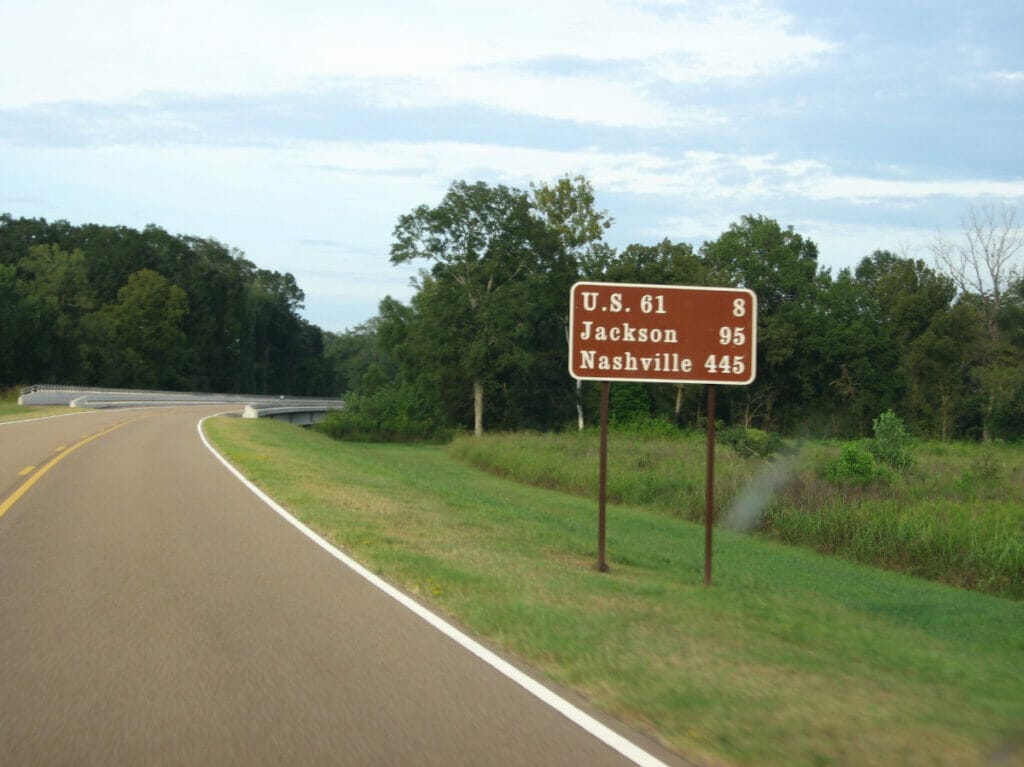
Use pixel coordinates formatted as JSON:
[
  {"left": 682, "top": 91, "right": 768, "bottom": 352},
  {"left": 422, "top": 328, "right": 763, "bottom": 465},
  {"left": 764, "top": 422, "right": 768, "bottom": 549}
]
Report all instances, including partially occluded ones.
[
  {"left": 790, "top": 252, "right": 953, "bottom": 437},
  {"left": 702, "top": 214, "right": 820, "bottom": 314},
  {"left": 531, "top": 174, "right": 614, "bottom": 280},
  {"left": 78, "top": 224, "right": 147, "bottom": 304},
  {"left": 812, "top": 269, "right": 897, "bottom": 436},
  {"left": 377, "top": 283, "right": 473, "bottom": 430},
  {"left": 82, "top": 269, "right": 189, "bottom": 388},
  {"left": 531, "top": 175, "right": 615, "bottom": 429},
  {"left": 700, "top": 215, "right": 825, "bottom": 431},
  {"left": 0, "top": 264, "right": 30, "bottom": 384},
  {"left": 905, "top": 302, "right": 982, "bottom": 440},
  {"left": 323, "top": 317, "right": 398, "bottom": 397},
  {"left": 868, "top": 409, "right": 915, "bottom": 470},
  {"left": 603, "top": 239, "right": 706, "bottom": 285},
  {"left": 854, "top": 251, "right": 956, "bottom": 348},
  {"left": 150, "top": 231, "right": 248, "bottom": 392},
  {"left": 16, "top": 244, "right": 95, "bottom": 382},
  {"left": 0, "top": 214, "right": 334, "bottom": 395},
  {"left": 239, "top": 268, "right": 317, "bottom": 394},
  {"left": 390, "top": 180, "right": 568, "bottom": 435},
  {"left": 844, "top": 251, "right": 958, "bottom": 437},
  {"left": 991, "top": 276, "right": 1024, "bottom": 439}
]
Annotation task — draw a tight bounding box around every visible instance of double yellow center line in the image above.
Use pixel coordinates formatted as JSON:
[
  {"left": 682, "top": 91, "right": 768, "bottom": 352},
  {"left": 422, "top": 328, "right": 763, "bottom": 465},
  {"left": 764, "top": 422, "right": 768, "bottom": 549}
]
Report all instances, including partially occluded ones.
[{"left": 0, "top": 419, "right": 137, "bottom": 520}]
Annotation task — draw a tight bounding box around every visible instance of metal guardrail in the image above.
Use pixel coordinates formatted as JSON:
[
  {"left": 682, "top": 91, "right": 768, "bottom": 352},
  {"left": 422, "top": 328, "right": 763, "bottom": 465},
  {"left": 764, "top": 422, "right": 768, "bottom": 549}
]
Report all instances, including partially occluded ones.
[
  {"left": 241, "top": 404, "right": 336, "bottom": 425},
  {"left": 18, "top": 385, "right": 343, "bottom": 419}
]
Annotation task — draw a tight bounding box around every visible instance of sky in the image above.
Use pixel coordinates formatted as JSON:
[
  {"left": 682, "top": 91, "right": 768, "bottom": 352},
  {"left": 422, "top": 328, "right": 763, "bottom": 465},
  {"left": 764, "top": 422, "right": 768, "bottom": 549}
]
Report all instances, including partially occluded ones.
[{"left": 2, "top": 0, "right": 1023, "bottom": 333}]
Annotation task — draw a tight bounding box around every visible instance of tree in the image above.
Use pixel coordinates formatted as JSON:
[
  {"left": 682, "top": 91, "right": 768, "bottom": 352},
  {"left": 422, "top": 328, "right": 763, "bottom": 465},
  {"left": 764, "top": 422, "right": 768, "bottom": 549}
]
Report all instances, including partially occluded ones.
[
  {"left": 531, "top": 174, "right": 614, "bottom": 280},
  {"left": 700, "top": 215, "right": 825, "bottom": 431},
  {"left": 0, "top": 214, "right": 335, "bottom": 396},
  {"left": 848, "top": 251, "right": 957, "bottom": 436},
  {"left": 905, "top": 303, "right": 984, "bottom": 441},
  {"left": 991, "top": 274, "right": 1024, "bottom": 438},
  {"left": 0, "top": 264, "right": 30, "bottom": 385},
  {"left": 82, "top": 269, "right": 189, "bottom": 389},
  {"left": 531, "top": 175, "right": 615, "bottom": 429},
  {"left": 932, "top": 204, "right": 1023, "bottom": 343},
  {"left": 322, "top": 317, "right": 399, "bottom": 397},
  {"left": 390, "top": 180, "right": 567, "bottom": 435},
  {"left": 603, "top": 239, "right": 705, "bottom": 285},
  {"left": 813, "top": 269, "right": 898, "bottom": 436},
  {"left": 932, "top": 204, "right": 1024, "bottom": 439},
  {"left": 152, "top": 232, "right": 248, "bottom": 392},
  {"left": 15, "top": 244, "right": 95, "bottom": 382}
]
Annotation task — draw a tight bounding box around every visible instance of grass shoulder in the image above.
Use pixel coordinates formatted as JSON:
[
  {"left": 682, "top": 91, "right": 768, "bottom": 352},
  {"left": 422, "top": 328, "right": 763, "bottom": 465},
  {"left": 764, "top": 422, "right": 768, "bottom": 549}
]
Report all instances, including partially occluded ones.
[
  {"left": 205, "top": 417, "right": 1024, "bottom": 767},
  {"left": 0, "top": 402, "right": 81, "bottom": 423}
]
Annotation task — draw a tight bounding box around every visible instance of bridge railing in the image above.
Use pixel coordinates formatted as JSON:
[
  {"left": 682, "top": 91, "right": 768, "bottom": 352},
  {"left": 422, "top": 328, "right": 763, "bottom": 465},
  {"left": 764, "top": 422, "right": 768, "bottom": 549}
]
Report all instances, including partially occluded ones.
[{"left": 18, "top": 384, "right": 343, "bottom": 413}]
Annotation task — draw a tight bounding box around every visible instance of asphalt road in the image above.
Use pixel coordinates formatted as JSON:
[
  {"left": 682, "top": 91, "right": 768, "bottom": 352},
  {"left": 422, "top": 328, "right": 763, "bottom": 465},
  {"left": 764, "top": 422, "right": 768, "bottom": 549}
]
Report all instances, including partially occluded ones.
[{"left": 0, "top": 407, "right": 686, "bottom": 766}]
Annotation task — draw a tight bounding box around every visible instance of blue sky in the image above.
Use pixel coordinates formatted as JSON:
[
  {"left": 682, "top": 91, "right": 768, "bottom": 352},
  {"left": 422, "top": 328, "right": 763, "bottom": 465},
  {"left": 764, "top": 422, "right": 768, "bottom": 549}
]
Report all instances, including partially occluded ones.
[{"left": 2, "top": 0, "right": 1022, "bottom": 332}]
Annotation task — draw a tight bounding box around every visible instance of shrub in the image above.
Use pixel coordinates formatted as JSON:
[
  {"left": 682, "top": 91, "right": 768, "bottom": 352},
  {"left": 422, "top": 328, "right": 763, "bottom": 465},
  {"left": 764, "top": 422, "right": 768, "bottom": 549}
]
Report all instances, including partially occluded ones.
[
  {"left": 955, "top": 447, "right": 1003, "bottom": 494},
  {"left": 612, "top": 415, "right": 679, "bottom": 439},
  {"left": 719, "top": 426, "right": 785, "bottom": 458},
  {"left": 824, "top": 442, "right": 883, "bottom": 484},
  {"left": 868, "top": 409, "right": 915, "bottom": 471},
  {"left": 609, "top": 383, "right": 651, "bottom": 424},
  {"left": 316, "top": 384, "right": 451, "bottom": 443}
]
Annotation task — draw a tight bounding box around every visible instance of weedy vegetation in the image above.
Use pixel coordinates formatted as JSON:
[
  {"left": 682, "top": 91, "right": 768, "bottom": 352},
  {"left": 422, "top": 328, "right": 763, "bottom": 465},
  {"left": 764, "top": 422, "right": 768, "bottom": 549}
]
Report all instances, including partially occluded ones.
[{"left": 451, "top": 420, "right": 1023, "bottom": 600}]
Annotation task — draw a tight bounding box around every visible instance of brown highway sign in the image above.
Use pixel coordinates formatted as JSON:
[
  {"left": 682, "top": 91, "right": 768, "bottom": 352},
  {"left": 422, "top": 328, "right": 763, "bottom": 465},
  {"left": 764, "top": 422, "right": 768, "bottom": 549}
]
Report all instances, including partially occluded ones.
[{"left": 568, "top": 281, "right": 757, "bottom": 385}]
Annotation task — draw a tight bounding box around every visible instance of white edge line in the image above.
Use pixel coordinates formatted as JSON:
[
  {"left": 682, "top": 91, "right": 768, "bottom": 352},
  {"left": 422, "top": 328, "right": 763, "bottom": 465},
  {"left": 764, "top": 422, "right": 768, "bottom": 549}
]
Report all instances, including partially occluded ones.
[
  {"left": 0, "top": 404, "right": 185, "bottom": 427},
  {"left": 197, "top": 414, "right": 669, "bottom": 767},
  {"left": 0, "top": 411, "right": 96, "bottom": 427}
]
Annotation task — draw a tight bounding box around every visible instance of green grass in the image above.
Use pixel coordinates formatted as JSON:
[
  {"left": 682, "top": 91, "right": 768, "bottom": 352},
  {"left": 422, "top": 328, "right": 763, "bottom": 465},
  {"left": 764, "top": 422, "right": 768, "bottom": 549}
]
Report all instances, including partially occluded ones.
[
  {"left": 450, "top": 431, "right": 1024, "bottom": 599},
  {"left": 0, "top": 402, "right": 79, "bottom": 422},
  {"left": 205, "top": 417, "right": 1024, "bottom": 767}
]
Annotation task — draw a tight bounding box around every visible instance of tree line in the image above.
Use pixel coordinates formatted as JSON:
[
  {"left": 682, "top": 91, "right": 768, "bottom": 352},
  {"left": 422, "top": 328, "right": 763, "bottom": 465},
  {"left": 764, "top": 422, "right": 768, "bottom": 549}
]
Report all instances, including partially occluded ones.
[
  {"left": 4, "top": 183, "right": 1021, "bottom": 442},
  {"left": 1, "top": 214, "right": 333, "bottom": 396},
  {"left": 328, "top": 178, "right": 1023, "bottom": 442}
]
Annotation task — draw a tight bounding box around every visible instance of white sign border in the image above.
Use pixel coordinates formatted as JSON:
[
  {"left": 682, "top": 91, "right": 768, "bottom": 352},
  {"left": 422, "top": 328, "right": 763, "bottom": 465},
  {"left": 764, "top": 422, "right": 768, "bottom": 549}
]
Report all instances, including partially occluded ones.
[{"left": 568, "top": 281, "right": 758, "bottom": 386}]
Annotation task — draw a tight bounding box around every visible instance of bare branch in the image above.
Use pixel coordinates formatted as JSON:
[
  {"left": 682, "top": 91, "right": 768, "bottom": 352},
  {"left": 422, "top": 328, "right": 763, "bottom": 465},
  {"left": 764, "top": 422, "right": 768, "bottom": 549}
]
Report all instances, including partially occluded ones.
[{"left": 931, "top": 203, "right": 1023, "bottom": 341}]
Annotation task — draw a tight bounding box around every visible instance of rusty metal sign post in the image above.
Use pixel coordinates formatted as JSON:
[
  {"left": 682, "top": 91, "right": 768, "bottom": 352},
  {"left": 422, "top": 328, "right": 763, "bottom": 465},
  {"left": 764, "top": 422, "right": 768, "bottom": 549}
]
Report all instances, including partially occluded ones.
[
  {"left": 568, "top": 282, "right": 757, "bottom": 583},
  {"left": 597, "top": 381, "right": 611, "bottom": 573},
  {"left": 704, "top": 384, "right": 716, "bottom": 586}
]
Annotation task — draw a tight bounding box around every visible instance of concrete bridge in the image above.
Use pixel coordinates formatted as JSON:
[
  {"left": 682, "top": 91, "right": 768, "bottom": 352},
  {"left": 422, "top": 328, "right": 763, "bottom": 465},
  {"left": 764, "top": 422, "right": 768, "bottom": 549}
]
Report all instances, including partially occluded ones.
[{"left": 18, "top": 385, "right": 343, "bottom": 424}]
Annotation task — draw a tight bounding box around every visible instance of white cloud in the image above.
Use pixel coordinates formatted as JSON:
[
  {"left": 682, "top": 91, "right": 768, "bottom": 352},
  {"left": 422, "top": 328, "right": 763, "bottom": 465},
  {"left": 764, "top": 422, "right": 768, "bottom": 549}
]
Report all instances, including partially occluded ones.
[
  {"left": 792, "top": 173, "right": 1024, "bottom": 202},
  {"left": 31, "top": 137, "right": 1017, "bottom": 209},
  {"left": 1, "top": 0, "right": 833, "bottom": 129},
  {"left": 11, "top": 137, "right": 1020, "bottom": 228},
  {"left": 362, "top": 70, "right": 725, "bottom": 129},
  {"left": 989, "top": 70, "right": 1024, "bottom": 84}
]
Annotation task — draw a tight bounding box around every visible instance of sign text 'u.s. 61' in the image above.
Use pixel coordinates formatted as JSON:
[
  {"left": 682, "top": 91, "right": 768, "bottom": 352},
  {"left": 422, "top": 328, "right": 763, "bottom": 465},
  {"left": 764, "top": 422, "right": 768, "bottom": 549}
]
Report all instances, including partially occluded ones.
[{"left": 568, "top": 282, "right": 757, "bottom": 385}]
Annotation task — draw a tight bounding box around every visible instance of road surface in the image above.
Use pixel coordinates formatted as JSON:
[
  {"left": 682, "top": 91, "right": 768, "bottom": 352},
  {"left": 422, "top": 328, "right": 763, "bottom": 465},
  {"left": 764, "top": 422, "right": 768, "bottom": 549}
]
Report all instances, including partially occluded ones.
[{"left": 0, "top": 407, "right": 685, "bottom": 766}]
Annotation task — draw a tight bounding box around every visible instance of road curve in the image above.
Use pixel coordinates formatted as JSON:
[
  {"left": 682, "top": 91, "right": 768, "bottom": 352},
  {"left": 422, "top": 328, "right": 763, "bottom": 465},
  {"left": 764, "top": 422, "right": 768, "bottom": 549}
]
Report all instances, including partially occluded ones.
[{"left": 0, "top": 407, "right": 684, "bottom": 766}]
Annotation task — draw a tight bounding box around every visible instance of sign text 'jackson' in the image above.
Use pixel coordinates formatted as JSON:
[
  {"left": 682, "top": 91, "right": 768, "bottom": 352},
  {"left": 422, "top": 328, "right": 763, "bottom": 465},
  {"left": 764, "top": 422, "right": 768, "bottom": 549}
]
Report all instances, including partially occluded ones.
[{"left": 568, "top": 282, "right": 757, "bottom": 385}]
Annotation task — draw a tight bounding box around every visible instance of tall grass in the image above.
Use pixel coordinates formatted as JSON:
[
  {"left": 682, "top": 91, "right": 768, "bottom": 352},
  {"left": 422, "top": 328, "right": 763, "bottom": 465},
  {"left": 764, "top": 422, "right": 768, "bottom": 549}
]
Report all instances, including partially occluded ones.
[
  {"left": 449, "top": 429, "right": 743, "bottom": 521},
  {"left": 450, "top": 431, "right": 1024, "bottom": 599}
]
